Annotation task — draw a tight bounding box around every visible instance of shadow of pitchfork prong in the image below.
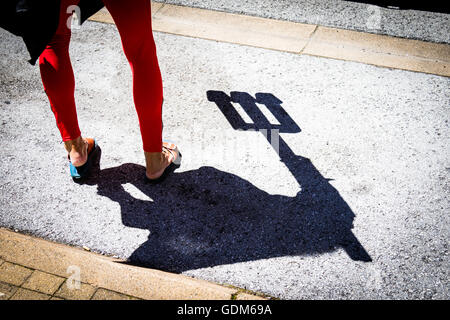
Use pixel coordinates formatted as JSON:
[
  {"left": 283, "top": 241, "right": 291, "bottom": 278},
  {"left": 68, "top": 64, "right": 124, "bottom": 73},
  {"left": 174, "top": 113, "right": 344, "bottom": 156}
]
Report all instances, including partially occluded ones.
[{"left": 207, "top": 90, "right": 372, "bottom": 262}]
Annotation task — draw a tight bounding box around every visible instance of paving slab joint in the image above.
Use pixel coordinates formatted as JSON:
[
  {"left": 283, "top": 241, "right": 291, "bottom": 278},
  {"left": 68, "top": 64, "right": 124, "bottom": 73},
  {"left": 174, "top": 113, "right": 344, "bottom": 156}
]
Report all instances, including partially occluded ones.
[
  {"left": 153, "top": 2, "right": 166, "bottom": 16},
  {"left": 299, "top": 24, "right": 319, "bottom": 54}
]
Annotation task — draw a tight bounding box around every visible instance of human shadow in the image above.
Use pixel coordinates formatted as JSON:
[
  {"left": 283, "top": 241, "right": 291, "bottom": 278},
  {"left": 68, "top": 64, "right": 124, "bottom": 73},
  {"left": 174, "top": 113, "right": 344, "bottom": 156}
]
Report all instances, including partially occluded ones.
[{"left": 87, "top": 91, "right": 371, "bottom": 273}]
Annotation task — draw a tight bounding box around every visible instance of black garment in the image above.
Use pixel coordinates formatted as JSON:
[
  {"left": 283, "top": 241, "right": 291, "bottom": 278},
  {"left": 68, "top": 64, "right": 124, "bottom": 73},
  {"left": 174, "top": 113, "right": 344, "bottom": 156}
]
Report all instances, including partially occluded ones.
[{"left": 0, "top": 0, "right": 104, "bottom": 65}]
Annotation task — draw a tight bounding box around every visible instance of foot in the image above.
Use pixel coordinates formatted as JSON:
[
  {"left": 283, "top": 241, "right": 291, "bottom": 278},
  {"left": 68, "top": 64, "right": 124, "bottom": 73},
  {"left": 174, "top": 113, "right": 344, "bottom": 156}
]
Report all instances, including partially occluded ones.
[
  {"left": 65, "top": 136, "right": 88, "bottom": 167},
  {"left": 145, "top": 142, "right": 179, "bottom": 180}
]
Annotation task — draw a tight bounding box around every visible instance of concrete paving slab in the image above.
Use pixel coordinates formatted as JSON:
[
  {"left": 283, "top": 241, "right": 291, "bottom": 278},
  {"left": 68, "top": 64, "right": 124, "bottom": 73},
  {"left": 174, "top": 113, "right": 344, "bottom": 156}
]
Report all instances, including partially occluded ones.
[
  {"left": 0, "top": 19, "right": 448, "bottom": 299},
  {"left": 303, "top": 26, "right": 450, "bottom": 76},
  {"left": 236, "top": 292, "right": 267, "bottom": 300},
  {"left": 10, "top": 288, "right": 51, "bottom": 300},
  {"left": 54, "top": 281, "right": 97, "bottom": 300},
  {"left": 91, "top": 288, "right": 140, "bottom": 300},
  {"left": 0, "top": 262, "right": 33, "bottom": 287},
  {"left": 309, "top": 26, "right": 450, "bottom": 61},
  {"left": 0, "top": 282, "right": 19, "bottom": 300},
  {"left": 22, "top": 270, "right": 66, "bottom": 295},
  {"left": 152, "top": 4, "right": 316, "bottom": 53},
  {"left": 89, "top": 2, "right": 164, "bottom": 24}
]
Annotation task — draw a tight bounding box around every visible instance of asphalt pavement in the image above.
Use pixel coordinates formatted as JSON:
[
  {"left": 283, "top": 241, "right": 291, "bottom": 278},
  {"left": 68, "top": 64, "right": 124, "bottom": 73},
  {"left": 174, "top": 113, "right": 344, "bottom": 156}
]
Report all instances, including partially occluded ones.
[{"left": 0, "top": 5, "right": 449, "bottom": 299}]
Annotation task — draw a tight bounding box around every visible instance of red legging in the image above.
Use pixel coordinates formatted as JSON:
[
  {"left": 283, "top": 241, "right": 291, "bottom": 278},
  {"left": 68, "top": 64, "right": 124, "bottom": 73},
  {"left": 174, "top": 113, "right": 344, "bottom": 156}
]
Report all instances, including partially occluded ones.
[{"left": 39, "top": 0, "right": 163, "bottom": 152}]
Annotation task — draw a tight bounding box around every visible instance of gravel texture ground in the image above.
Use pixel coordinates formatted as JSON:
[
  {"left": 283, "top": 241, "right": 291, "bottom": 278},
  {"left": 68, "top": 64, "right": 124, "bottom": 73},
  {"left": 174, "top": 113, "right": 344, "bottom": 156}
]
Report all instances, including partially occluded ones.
[{"left": 0, "top": 19, "right": 448, "bottom": 299}]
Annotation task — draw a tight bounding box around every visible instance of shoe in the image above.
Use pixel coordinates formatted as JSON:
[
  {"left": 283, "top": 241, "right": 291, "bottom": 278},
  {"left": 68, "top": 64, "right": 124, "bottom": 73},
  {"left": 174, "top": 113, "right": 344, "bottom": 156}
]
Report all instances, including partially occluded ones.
[
  {"left": 145, "top": 141, "right": 181, "bottom": 184},
  {"left": 69, "top": 138, "right": 98, "bottom": 180}
]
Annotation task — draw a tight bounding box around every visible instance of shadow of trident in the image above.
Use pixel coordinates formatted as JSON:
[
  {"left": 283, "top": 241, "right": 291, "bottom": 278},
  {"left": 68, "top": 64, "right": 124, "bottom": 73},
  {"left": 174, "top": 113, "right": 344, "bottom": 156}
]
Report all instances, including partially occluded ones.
[
  {"left": 208, "top": 91, "right": 301, "bottom": 151},
  {"left": 207, "top": 90, "right": 302, "bottom": 180},
  {"left": 207, "top": 90, "right": 372, "bottom": 262}
]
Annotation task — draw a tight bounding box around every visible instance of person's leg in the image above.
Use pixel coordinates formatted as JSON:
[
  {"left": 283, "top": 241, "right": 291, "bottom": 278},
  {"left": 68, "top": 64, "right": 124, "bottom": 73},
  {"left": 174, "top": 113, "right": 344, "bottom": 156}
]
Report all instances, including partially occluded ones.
[
  {"left": 103, "top": 0, "right": 172, "bottom": 179},
  {"left": 39, "top": 0, "right": 88, "bottom": 166}
]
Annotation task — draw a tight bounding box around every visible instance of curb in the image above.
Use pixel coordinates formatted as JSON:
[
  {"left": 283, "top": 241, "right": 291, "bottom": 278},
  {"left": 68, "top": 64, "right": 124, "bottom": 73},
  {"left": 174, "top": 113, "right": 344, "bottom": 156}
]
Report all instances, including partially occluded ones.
[
  {"left": 0, "top": 228, "right": 267, "bottom": 300},
  {"left": 88, "top": 2, "right": 450, "bottom": 77}
]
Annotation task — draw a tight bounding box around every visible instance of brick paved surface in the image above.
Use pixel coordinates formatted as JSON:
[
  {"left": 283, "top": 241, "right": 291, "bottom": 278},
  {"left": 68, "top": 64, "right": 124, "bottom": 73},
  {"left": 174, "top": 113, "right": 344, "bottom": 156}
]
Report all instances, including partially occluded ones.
[
  {"left": 0, "top": 260, "right": 141, "bottom": 300},
  {"left": 0, "top": 228, "right": 267, "bottom": 300}
]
